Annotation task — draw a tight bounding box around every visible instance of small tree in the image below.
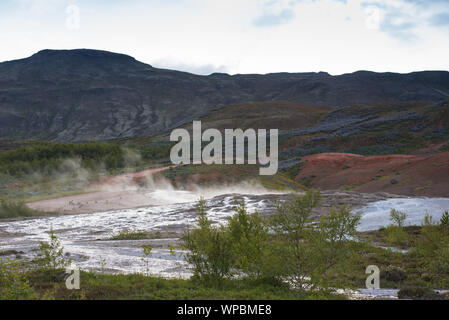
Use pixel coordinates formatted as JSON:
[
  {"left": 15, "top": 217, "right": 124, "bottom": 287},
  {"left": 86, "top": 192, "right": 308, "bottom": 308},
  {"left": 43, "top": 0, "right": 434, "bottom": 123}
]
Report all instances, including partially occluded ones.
[
  {"left": 318, "top": 206, "right": 360, "bottom": 243},
  {"left": 141, "top": 246, "right": 152, "bottom": 275},
  {"left": 416, "top": 214, "right": 449, "bottom": 285},
  {"left": 417, "top": 214, "right": 444, "bottom": 256},
  {"left": 440, "top": 211, "right": 449, "bottom": 231},
  {"left": 390, "top": 209, "right": 407, "bottom": 227},
  {"left": 269, "top": 190, "right": 322, "bottom": 290},
  {"left": 384, "top": 209, "right": 409, "bottom": 247},
  {"left": 270, "top": 191, "right": 362, "bottom": 291},
  {"left": 227, "top": 200, "right": 270, "bottom": 278},
  {"left": 183, "top": 199, "right": 233, "bottom": 283},
  {"left": 312, "top": 206, "right": 360, "bottom": 288},
  {"left": 33, "top": 226, "right": 71, "bottom": 271}
]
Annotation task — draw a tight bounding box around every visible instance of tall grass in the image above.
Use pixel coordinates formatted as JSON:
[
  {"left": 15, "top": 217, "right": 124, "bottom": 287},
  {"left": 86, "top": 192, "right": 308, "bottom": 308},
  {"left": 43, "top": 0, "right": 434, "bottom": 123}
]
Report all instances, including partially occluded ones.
[
  {"left": 0, "top": 199, "right": 49, "bottom": 219},
  {"left": 109, "top": 228, "right": 149, "bottom": 240}
]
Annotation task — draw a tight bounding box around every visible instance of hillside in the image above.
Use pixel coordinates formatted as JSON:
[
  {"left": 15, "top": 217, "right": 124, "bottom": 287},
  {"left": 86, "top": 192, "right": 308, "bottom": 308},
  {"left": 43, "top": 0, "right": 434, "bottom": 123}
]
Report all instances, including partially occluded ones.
[
  {"left": 147, "top": 100, "right": 449, "bottom": 161},
  {"left": 295, "top": 152, "right": 449, "bottom": 197},
  {"left": 1, "top": 49, "right": 449, "bottom": 142}
]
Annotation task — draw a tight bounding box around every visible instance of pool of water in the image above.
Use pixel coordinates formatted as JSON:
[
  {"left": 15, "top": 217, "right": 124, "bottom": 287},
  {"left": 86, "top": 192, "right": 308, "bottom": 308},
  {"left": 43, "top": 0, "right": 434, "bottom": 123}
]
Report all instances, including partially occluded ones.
[{"left": 355, "top": 197, "right": 449, "bottom": 231}]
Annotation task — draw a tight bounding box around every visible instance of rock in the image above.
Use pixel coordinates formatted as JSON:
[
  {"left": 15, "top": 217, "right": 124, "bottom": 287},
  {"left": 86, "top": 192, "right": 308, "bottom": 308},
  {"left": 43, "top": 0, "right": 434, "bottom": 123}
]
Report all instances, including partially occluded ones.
[{"left": 390, "top": 179, "right": 398, "bottom": 185}]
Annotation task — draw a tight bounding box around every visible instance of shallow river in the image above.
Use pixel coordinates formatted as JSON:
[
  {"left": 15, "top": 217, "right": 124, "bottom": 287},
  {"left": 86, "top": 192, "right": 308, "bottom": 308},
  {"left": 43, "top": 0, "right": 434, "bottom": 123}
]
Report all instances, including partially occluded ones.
[{"left": 1, "top": 190, "right": 448, "bottom": 298}]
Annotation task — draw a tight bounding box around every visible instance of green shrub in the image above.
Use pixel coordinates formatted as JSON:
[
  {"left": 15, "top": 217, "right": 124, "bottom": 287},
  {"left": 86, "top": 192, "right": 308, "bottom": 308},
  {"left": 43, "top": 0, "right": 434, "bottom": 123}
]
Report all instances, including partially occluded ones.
[
  {"left": 0, "top": 142, "right": 125, "bottom": 177},
  {"left": 269, "top": 190, "right": 322, "bottom": 289},
  {"left": 227, "top": 200, "right": 271, "bottom": 278},
  {"left": 383, "top": 225, "right": 408, "bottom": 247},
  {"left": 33, "top": 226, "right": 71, "bottom": 271},
  {"left": 381, "top": 265, "right": 407, "bottom": 283},
  {"left": 0, "top": 199, "right": 46, "bottom": 219},
  {"left": 312, "top": 206, "right": 361, "bottom": 288},
  {"left": 441, "top": 211, "right": 449, "bottom": 230},
  {"left": 417, "top": 219, "right": 447, "bottom": 257},
  {"left": 270, "top": 191, "right": 360, "bottom": 291},
  {"left": 397, "top": 286, "right": 443, "bottom": 300},
  {"left": 183, "top": 199, "right": 233, "bottom": 284},
  {"left": 0, "top": 258, "right": 35, "bottom": 300},
  {"left": 109, "top": 228, "right": 148, "bottom": 240},
  {"left": 390, "top": 209, "right": 407, "bottom": 227},
  {"left": 414, "top": 214, "right": 449, "bottom": 285},
  {"left": 428, "top": 245, "right": 449, "bottom": 276}
]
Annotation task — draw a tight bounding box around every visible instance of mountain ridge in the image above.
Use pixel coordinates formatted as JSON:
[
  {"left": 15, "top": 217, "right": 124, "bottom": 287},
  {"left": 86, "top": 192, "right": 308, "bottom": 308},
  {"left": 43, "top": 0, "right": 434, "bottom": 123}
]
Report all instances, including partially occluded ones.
[{"left": 1, "top": 49, "right": 449, "bottom": 142}]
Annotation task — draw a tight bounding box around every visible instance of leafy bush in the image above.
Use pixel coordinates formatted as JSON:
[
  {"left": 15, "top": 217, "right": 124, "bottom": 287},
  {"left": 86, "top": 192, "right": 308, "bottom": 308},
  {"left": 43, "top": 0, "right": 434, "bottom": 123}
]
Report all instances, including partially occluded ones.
[
  {"left": 428, "top": 245, "right": 449, "bottom": 276},
  {"left": 140, "top": 142, "right": 173, "bottom": 161},
  {"left": 33, "top": 226, "right": 71, "bottom": 271},
  {"left": 183, "top": 199, "right": 233, "bottom": 283},
  {"left": 269, "top": 190, "right": 322, "bottom": 289},
  {"left": 397, "top": 286, "right": 443, "bottom": 300},
  {"left": 383, "top": 225, "right": 408, "bottom": 247},
  {"left": 0, "top": 258, "right": 35, "bottom": 300},
  {"left": 381, "top": 265, "right": 407, "bottom": 283},
  {"left": 390, "top": 209, "right": 407, "bottom": 227},
  {"left": 414, "top": 214, "right": 449, "bottom": 286},
  {"left": 0, "top": 199, "right": 47, "bottom": 219},
  {"left": 109, "top": 228, "right": 148, "bottom": 240},
  {"left": 270, "top": 191, "right": 360, "bottom": 291},
  {"left": 227, "top": 201, "right": 271, "bottom": 278},
  {"left": 0, "top": 142, "right": 125, "bottom": 177},
  {"left": 417, "top": 214, "right": 448, "bottom": 256},
  {"left": 318, "top": 206, "right": 360, "bottom": 242},
  {"left": 184, "top": 198, "right": 284, "bottom": 284},
  {"left": 441, "top": 211, "right": 449, "bottom": 230},
  {"left": 381, "top": 209, "right": 409, "bottom": 247}
]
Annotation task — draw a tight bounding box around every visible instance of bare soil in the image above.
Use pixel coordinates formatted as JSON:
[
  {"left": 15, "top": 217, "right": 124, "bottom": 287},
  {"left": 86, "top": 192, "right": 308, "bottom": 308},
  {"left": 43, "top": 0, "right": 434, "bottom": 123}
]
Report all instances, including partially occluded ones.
[
  {"left": 27, "top": 166, "right": 174, "bottom": 214},
  {"left": 296, "top": 152, "right": 449, "bottom": 197}
]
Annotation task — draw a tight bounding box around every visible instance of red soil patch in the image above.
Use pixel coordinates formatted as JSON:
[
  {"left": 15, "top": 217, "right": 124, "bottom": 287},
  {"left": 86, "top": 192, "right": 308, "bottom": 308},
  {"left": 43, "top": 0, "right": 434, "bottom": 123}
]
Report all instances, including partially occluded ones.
[
  {"left": 296, "top": 152, "right": 449, "bottom": 197},
  {"left": 186, "top": 172, "right": 226, "bottom": 185},
  {"left": 89, "top": 166, "right": 176, "bottom": 189}
]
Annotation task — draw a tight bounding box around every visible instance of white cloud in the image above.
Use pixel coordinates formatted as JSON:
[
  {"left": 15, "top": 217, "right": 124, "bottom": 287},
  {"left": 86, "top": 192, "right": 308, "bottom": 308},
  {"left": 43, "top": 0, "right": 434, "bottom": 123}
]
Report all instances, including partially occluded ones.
[{"left": 0, "top": 0, "right": 448, "bottom": 74}]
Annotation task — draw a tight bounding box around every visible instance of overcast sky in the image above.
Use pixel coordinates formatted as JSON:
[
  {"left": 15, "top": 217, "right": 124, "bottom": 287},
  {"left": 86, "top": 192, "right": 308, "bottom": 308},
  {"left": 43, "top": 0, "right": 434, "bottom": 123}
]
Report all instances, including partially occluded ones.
[{"left": 0, "top": 0, "right": 449, "bottom": 75}]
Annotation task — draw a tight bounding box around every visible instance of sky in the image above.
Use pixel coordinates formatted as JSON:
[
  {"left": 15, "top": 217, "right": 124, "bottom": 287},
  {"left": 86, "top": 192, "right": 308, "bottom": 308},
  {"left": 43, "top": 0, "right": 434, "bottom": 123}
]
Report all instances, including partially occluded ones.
[{"left": 0, "top": 0, "right": 449, "bottom": 75}]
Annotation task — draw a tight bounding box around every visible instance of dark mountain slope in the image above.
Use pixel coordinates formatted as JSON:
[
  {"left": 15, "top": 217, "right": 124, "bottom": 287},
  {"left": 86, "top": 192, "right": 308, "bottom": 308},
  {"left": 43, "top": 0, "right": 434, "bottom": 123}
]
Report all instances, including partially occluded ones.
[{"left": 0, "top": 49, "right": 448, "bottom": 142}]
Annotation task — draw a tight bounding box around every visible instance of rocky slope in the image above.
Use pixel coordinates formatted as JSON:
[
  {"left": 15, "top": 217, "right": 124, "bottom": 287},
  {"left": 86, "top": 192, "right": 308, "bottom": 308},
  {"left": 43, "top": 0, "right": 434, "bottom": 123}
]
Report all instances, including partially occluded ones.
[{"left": 1, "top": 49, "right": 449, "bottom": 142}]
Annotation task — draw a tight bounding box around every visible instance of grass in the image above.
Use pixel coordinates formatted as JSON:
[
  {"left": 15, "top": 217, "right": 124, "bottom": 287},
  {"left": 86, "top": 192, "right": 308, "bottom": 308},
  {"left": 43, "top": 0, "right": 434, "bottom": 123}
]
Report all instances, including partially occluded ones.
[
  {"left": 109, "top": 229, "right": 150, "bottom": 240},
  {"left": 2, "top": 224, "right": 449, "bottom": 300},
  {"left": 18, "top": 234, "right": 449, "bottom": 300},
  {"left": 340, "top": 185, "right": 356, "bottom": 191},
  {"left": 24, "top": 270, "right": 344, "bottom": 300},
  {"left": 0, "top": 249, "right": 21, "bottom": 256},
  {"left": 346, "top": 226, "right": 449, "bottom": 289},
  {"left": 0, "top": 199, "right": 54, "bottom": 219}
]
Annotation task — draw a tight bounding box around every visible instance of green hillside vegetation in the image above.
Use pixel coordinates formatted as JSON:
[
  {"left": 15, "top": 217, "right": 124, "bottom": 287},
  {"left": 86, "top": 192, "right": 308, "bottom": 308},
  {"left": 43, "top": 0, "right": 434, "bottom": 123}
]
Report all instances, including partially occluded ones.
[
  {"left": 0, "top": 141, "right": 137, "bottom": 202},
  {"left": 0, "top": 142, "right": 125, "bottom": 177},
  {"left": 0, "top": 199, "right": 52, "bottom": 219}
]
